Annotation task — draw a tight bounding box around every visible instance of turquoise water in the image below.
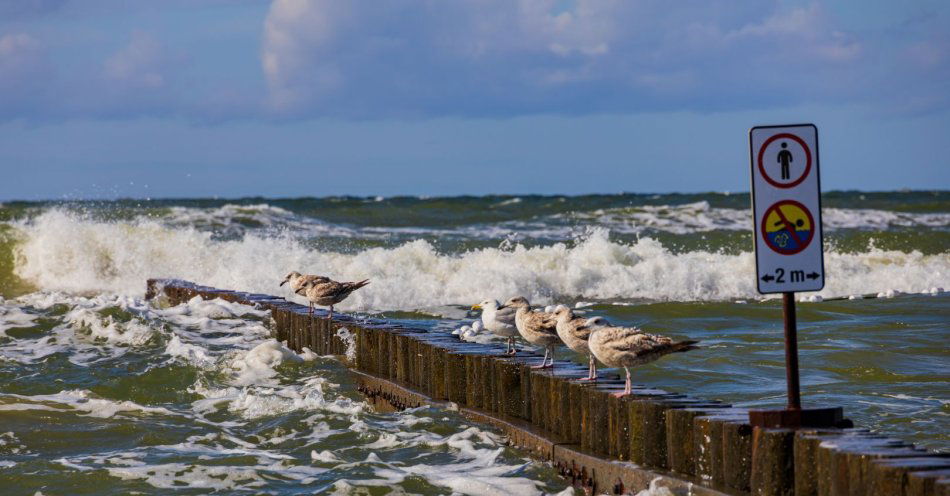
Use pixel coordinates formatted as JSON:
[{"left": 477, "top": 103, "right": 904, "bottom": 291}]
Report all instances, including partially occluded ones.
[{"left": 0, "top": 191, "right": 947, "bottom": 494}]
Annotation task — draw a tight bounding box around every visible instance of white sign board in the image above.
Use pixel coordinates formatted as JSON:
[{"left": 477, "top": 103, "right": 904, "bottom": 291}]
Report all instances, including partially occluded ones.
[{"left": 749, "top": 124, "right": 824, "bottom": 294}]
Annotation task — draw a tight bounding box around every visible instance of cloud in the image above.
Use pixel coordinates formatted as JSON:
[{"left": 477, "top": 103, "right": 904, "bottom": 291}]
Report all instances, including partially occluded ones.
[
  {"left": 104, "top": 31, "right": 167, "bottom": 89},
  {"left": 0, "top": 1, "right": 947, "bottom": 123},
  {"left": 259, "top": 0, "right": 909, "bottom": 119},
  {"left": 0, "top": 33, "right": 52, "bottom": 117}
]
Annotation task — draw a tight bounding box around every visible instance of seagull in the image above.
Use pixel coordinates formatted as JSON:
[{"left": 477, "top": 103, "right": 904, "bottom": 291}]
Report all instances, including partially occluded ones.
[
  {"left": 280, "top": 271, "right": 330, "bottom": 314},
  {"left": 298, "top": 276, "right": 370, "bottom": 321},
  {"left": 586, "top": 318, "right": 698, "bottom": 397},
  {"left": 472, "top": 299, "right": 519, "bottom": 354},
  {"left": 553, "top": 306, "right": 603, "bottom": 381},
  {"left": 501, "top": 296, "right": 561, "bottom": 369}
]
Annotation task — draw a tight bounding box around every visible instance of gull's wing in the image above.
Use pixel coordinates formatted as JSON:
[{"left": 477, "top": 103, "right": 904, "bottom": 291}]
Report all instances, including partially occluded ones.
[
  {"left": 494, "top": 304, "right": 517, "bottom": 324},
  {"left": 568, "top": 317, "right": 593, "bottom": 341},
  {"left": 310, "top": 278, "right": 369, "bottom": 300},
  {"left": 525, "top": 310, "right": 558, "bottom": 335},
  {"left": 603, "top": 327, "right": 674, "bottom": 356}
]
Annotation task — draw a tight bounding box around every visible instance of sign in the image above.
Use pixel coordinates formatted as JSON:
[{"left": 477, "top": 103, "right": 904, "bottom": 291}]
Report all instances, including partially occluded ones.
[{"left": 750, "top": 124, "right": 824, "bottom": 293}]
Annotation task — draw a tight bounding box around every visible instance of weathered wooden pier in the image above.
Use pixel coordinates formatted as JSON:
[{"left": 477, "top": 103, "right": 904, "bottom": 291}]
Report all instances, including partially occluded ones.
[{"left": 146, "top": 279, "right": 950, "bottom": 496}]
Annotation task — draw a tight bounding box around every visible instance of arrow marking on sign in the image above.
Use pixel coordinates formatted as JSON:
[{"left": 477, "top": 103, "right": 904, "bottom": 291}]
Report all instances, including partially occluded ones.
[
  {"left": 761, "top": 274, "right": 775, "bottom": 282},
  {"left": 806, "top": 272, "right": 820, "bottom": 280}
]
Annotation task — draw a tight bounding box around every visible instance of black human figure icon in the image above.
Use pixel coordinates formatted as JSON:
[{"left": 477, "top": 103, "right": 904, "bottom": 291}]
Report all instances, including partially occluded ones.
[{"left": 777, "top": 142, "right": 793, "bottom": 180}]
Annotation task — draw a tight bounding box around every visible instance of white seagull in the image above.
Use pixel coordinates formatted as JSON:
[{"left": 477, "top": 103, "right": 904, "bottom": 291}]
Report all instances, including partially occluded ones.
[{"left": 472, "top": 299, "right": 520, "bottom": 354}]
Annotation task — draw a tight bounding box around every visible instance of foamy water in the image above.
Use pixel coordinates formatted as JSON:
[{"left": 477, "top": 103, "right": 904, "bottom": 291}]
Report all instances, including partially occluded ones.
[
  {"left": 1, "top": 194, "right": 947, "bottom": 494},
  {"left": 9, "top": 209, "right": 950, "bottom": 310},
  {"left": 0, "top": 293, "right": 569, "bottom": 494}
]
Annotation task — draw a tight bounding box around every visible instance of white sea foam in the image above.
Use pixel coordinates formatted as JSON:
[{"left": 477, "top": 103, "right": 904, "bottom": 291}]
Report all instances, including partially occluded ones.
[
  {"left": 634, "top": 478, "right": 677, "bottom": 496},
  {"left": 1, "top": 281, "right": 569, "bottom": 495},
  {"left": 164, "top": 335, "right": 216, "bottom": 368},
  {"left": 0, "top": 390, "right": 177, "bottom": 418},
  {"left": 0, "top": 431, "right": 25, "bottom": 455},
  {"left": 0, "top": 305, "right": 38, "bottom": 337},
  {"left": 189, "top": 376, "right": 364, "bottom": 420},
  {"left": 310, "top": 449, "right": 341, "bottom": 463},
  {"left": 0, "top": 293, "right": 156, "bottom": 365},
  {"left": 159, "top": 203, "right": 358, "bottom": 239},
  {"left": 107, "top": 462, "right": 269, "bottom": 490},
  {"left": 10, "top": 210, "right": 950, "bottom": 308},
  {"left": 65, "top": 307, "right": 155, "bottom": 346},
  {"left": 564, "top": 202, "right": 950, "bottom": 235},
  {"left": 0, "top": 290, "right": 272, "bottom": 367},
  {"left": 335, "top": 327, "right": 357, "bottom": 362},
  {"left": 228, "top": 339, "right": 302, "bottom": 386}
]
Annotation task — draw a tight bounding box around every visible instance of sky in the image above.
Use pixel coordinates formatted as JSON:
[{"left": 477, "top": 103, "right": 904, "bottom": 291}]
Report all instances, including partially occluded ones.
[{"left": 0, "top": 0, "right": 948, "bottom": 200}]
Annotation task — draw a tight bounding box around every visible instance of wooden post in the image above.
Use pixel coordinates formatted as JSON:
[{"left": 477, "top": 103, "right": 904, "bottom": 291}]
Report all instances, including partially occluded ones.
[
  {"left": 750, "top": 427, "right": 795, "bottom": 496},
  {"left": 783, "top": 292, "right": 801, "bottom": 410}
]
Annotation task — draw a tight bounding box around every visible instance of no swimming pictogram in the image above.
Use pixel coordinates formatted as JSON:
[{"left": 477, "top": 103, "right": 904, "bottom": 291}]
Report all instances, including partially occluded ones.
[{"left": 761, "top": 200, "right": 815, "bottom": 255}]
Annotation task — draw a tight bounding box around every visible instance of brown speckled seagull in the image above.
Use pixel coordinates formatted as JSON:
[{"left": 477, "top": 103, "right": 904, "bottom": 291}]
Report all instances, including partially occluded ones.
[
  {"left": 280, "top": 271, "right": 330, "bottom": 314},
  {"left": 553, "top": 306, "right": 603, "bottom": 381},
  {"left": 587, "top": 318, "right": 698, "bottom": 397},
  {"left": 297, "top": 275, "right": 370, "bottom": 321},
  {"left": 502, "top": 296, "right": 561, "bottom": 369}
]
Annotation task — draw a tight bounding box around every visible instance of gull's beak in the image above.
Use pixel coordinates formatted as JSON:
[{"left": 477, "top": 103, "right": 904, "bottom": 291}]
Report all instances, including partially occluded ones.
[
  {"left": 496, "top": 304, "right": 507, "bottom": 310},
  {"left": 471, "top": 304, "right": 482, "bottom": 311},
  {"left": 280, "top": 279, "right": 288, "bottom": 286}
]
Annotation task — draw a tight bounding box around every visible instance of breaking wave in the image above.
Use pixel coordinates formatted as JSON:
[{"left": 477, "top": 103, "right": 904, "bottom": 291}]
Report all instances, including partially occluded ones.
[{"left": 7, "top": 209, "right": 949, "bottom": 309}]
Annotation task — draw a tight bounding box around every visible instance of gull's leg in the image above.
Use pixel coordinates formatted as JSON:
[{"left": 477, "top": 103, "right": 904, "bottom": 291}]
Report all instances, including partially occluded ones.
[
  {"left": 612, "top": 367, "right": 632, "bottom": 397},
  {"left": 531, "top": 347, "right": 550, "bottom": 369},
  {"left": 509, "top": 337, "right": 517, "bottom": 355},
  {"left": 309, "top": 304, "right": 313, "bottom": 318},
  {"left": 327, "top": 305, "right": 333, "bottom": 321},
  {"left": 579, "top": 353, "right": 597, "bottom": 381},
  {"left": 498, "top": 338, "right": 510, "bottom": 356}
]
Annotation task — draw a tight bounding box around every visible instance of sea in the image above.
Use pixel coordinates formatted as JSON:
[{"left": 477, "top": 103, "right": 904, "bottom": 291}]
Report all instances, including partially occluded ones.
[{"left": 0, "top": 191, "right": 947, "bottom": 495}]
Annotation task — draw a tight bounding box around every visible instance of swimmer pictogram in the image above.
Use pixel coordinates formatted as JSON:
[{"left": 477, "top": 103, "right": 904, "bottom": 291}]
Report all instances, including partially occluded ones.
[
  {"left": 761, "top": 200, "right": 815, "bottom": 255},
  {"left": 757, "top": 133, "right": 812, "bottom": 188}
]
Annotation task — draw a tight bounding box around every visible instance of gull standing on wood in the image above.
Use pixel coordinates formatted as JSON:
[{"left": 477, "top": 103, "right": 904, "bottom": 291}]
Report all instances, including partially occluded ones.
[
  {"left": 298, "top": 276, "right": 370, "bottom": 321},
  {"left": 280, "top": 271, "right": 330, "bottom": 314},
  {"left": 502, "top": 296, "right": 561, "bottom": 369},
  {"left": 553, "top": 306, "right": 603, "bottom": 381},
  {"left": 587, "top": 318, "right": 698, "bottom": 397},
  {"left": 472, "top": 299, "right": 519, "bottom": 354}
]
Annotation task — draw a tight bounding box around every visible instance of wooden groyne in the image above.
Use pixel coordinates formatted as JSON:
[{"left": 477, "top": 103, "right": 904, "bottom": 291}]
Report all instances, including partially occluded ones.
[{"left": 146, "top": 279, "right": 950, "bottom": 496}]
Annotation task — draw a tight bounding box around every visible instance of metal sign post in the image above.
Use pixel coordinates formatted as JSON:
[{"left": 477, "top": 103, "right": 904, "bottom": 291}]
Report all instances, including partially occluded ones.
[
  {"left": 747, "top": 124, "right": 845, "bottom": 428},
  {"left": 782, "top": 292, "right": 800, "bottom": 410}
]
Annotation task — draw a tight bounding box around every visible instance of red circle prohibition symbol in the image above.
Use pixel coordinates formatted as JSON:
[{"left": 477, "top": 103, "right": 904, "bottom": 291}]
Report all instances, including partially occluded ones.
[
  {"left": 761, "top": 199, "right": 816, "bottom": 255},
  {"left": 758, "top": 133, "right": 812, "bottom": 188}
]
